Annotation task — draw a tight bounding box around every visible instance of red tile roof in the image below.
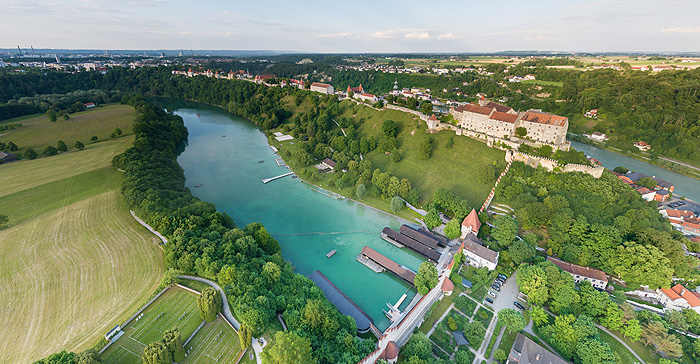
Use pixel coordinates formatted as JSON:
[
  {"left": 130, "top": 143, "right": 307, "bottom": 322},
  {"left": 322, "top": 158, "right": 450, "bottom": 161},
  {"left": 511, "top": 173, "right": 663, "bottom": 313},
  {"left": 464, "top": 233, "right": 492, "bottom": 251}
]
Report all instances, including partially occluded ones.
[
  {"left": 660, "top": 284, "right": 700, "bottom": 307},
  {"left": 429, "top": 114, "right": 438, "bottom": 121},
  {"left": 441, "top": 278, "right": 454, "bottom": 292},
  {"left": 461, "top": 209, "right": 481, "bottom": 232},
  {"left": 547, "top": 257, "right": 608, "bottom": 282},
  {"left": 489, "top": 111, "right": 518, "bottom": 123},
  {"left": 521, "top": 111, "right": 568, "bottom": 127},
  {"left": 664, "top": 210, "right": 695, "bottom": 219},
  {"left": 455, "top": 103, "right": 493, "bottom": 116},
  {"left": 483, "top": 101, "right": 513, "bottom": 113},
  {"left": 311, "top": 82, "right": 331, "bottom": 88}
]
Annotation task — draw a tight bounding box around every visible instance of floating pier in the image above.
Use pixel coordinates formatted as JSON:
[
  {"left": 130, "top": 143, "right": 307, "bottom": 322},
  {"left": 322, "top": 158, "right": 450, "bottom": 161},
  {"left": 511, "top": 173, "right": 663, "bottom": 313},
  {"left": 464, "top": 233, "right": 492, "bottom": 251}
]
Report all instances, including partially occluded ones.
[
  {"left": 261, "top": 172, "right": 293, "bottom": 184},
  {"left": 358, "top": 246, "right": 415, "bottom": 286},
  {"left": 326, "top": 249, "right": 337, "bottom": 258},
  {"left": 357, "top": 252, "right": 385, "bottom": 273},
  {"left": 308, "top": 185, "right": 344, "bottom": 199}
]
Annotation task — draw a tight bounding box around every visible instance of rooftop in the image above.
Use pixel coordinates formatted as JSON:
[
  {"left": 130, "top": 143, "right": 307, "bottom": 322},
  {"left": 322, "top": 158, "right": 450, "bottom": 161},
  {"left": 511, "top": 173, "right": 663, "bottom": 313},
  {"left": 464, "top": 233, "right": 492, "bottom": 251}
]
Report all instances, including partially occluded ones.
[
  {"left": 455, "top": 103, "right": 493, "bottom": 116},
  {"left": 521, "top": 110, "right": 568, "bottom": 127},
  {"left": 463, "top": 235, "right": 498, "bottom": 264},
  {"left": 311, "top": 82, "right": 331, "bottom": 88},
  {"left": 508, "top": 333, "right": 569, "bottom": 364},
  {"left": 659, "top": 284, "right": 700, "bottom": 307},
  {"left": 490, "top": 111, "right": 518, "bottom": 123},
  {"left": 547, "top": 256, "right": 608, "bottom": 282},
  {"left": 308, "top": 270, "right": 373, "bottom": 332}
]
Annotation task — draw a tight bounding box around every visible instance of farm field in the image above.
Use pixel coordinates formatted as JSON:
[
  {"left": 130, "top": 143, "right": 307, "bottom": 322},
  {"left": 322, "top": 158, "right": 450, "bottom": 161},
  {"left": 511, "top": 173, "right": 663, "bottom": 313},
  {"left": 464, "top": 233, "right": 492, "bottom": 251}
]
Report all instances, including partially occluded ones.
[
  {"left": 0, "top": 104, "right": 136, "bottom": 151},
  {"left": 102, "top": 287, "right": 203, "bottom": 364},
  {"left": 0, "top": 106, "right": 164, "bottom": 364}
]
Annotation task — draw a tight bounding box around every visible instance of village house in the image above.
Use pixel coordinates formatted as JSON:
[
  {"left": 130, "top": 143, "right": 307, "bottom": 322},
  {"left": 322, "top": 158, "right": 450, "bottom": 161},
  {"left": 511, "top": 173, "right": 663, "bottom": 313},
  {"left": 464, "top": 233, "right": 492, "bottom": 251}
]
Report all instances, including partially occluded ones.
[
  {"left": 0, "top": 151, "right": 18, "bottom": 164},
  {"left": 662, "top": 209, "right": 700, "bottom": 237},
  {"left": 547, "top": 257, "right": 608, "bottom": 290},
  {"left": 310, "top": 82, "right": 334, "bottom": 95},
  {"left": 507, "top": 333, "right": 567, "bottom": 364},
  {"left": 635, "top": 187, "right": 657, "bottom": 202},
  {"left": 585, "top": 109, "right": 598, "bottom": 118},
  {"left": 634, "top": 141, "right": 651, "bottom": 151},
  {"left": 83, "top": 102, "right": 96, "bottom": 108},
  {"left": 462, "top": 235, "right": 499, "bottom": 271},
  {"left": 356, "top": 93, "right": 378, "bottom": 103},
  {"left": 615, "top": 171, "right": 674, "bottom": 193},
  {"left": 314, "top": 158, "right": 336, "bottom": 172},
  {"left": 657, "top": 284, "right": 700, "bottom": 313}
]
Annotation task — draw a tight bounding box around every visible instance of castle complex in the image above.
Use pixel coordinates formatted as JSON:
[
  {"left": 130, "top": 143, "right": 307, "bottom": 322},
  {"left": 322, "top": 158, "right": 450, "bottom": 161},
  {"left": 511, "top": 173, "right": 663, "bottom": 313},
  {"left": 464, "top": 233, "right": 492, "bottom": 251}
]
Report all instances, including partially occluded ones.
[{"left": 450, "top": 98, "right": 569, "bottom": 147}]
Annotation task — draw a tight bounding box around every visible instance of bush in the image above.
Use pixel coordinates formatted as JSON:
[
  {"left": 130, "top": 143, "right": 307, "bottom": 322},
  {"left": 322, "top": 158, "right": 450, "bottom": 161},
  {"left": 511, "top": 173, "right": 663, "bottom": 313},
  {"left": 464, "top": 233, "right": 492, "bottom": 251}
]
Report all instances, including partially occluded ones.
[
  {"left": 43, "top": 145, "right": 58, "bottom": 156},
  {"left": 22, "top": 148, "right": 37, "bottom": 160}
]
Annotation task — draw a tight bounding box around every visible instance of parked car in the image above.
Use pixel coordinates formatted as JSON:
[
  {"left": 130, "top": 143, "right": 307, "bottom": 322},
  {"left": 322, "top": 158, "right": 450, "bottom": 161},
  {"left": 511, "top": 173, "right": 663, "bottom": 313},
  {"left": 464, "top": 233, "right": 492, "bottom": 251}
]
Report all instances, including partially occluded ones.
[
  {"left": 488, "top": 291, "right": 497, "bottom": 298},
  {"left": 514, "top": 301, "right": 525, "bottom": 310},
  {"left": 491, "top": 285, "right": 501, "bottom": 292},
  {"left": 495, "top": 278, "right": 505, "bottom": 284},
  {"left": 485, "top": 297, "right": 494, "bottom": 304},
  {"left": 493, "top": 282, "right": 502, "bottom": 289},
  {"left": 498, "top": 273, "right": 507, "bottom": 280}
]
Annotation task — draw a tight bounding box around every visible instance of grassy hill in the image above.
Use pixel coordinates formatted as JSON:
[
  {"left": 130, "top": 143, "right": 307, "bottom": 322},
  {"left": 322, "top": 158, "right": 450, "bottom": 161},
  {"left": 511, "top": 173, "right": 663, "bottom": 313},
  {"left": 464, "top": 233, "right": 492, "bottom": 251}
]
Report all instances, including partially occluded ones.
[
  {"left": 0, "top": 110, "right": 164, "bottom": 363},
  {"left": 0, "top": 104, "right": 136, "bottom": 151}
]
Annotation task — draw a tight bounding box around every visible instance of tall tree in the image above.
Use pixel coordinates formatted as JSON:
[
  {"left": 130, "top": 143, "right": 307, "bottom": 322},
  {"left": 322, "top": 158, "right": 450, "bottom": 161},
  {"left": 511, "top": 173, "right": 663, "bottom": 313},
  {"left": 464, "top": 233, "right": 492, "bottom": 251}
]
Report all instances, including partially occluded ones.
[
  {"left": 414, "top": 262, "right": 438, "bottom": 295},
  {"left": 261, "top": 331, "right": 316, "bottom": 364},
  {"left": 197, "top": 287, "right": 222, "bottom": 322},
  {"left": 444, "top": 219, "right": 461, "bottom": 240},
  {"left": 498, "top": 308, "right": 527, "bottom": 333},
  {"left": 142, "top": 341, "right": 172, "bottom": 364},
  {"left": 492, "top": 216, "right": 518, "bottom": 247},
  {"left": 162, "top": 328, "right": 185, "bottom": 362}
]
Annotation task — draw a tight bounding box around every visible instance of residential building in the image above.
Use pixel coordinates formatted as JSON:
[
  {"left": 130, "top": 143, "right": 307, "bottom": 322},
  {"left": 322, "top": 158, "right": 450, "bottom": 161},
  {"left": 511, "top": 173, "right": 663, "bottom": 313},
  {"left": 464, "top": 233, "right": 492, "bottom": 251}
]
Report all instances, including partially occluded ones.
[
  {"left": 314, "top": 158, "right": 336, "bottom": 172},
  {"left": 83, "top": 102, "right": 96, "bottom": 108},
  {"left": 507, "top": 333, "right": 569, "bottom": 364},
  {"left": 634, "top": 141, "right": 651, "bottom": 151},
  {"left": 547, "top": 257, "right": 608, "bottom": 290},
  {"left": 635, "top": 187, "right": 657, "bottom": 202},
  {"left": 655, "top": 189, "right": 670, "bottom": 202},
  {"left": 310, "top": 82, "right": 334, "bottom": 95},
  {"left": 462, "top": 235, "right": 499, "bottom": 270},
  {"left": 460, "top": 209, "right": 481, "bottom": 239},
  {"left": 657, "top": 284, "right": 700, "bottom": 313},
  {"left": 616, "top": 171, "right": 674, "bottom": 193}
]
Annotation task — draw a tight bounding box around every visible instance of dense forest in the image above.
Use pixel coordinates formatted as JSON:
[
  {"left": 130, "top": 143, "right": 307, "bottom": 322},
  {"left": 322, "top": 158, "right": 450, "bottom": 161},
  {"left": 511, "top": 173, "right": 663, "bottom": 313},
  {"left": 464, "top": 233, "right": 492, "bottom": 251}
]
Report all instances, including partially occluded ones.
[{"left": 495, "top": 162, "right": 699, "bottom": 289}]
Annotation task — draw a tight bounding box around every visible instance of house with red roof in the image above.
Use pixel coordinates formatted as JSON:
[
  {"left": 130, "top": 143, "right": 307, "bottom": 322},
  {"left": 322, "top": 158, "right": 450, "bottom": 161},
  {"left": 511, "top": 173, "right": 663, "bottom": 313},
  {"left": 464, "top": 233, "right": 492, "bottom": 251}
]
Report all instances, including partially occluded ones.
[
  {"left": 657, "top": 284, "right": 700, "bottom": 313},
  {"left": 460, "top": 209, "right": 481, "bottom": 239},
  {"left": 547, "top": 257, "right": 608, "bottom": 290},
  {"left": 634, "top": 141, "right": 651, "bottom": 151},
  {"left": 310, "top": 82, "right": 334, "bottom": 95}
]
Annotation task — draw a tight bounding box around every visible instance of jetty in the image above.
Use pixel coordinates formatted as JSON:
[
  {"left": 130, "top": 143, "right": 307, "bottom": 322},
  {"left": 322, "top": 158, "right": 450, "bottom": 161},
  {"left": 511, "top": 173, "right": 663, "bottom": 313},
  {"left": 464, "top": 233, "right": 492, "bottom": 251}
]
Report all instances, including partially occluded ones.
[
  {"left": 308, "top": 271, "right": 373, "bottom": 333},
  {"left": 358, "top": 246, "right": 415, "bottom": 286},
  {"left": 308, "top": 184, "right": 344, "bottom": 199},
  {"left": 326, "top": 249, "right": 337, "bottom": 258},
  {"left": 261, "top": 172, "right": 293, "bottom": 184}
]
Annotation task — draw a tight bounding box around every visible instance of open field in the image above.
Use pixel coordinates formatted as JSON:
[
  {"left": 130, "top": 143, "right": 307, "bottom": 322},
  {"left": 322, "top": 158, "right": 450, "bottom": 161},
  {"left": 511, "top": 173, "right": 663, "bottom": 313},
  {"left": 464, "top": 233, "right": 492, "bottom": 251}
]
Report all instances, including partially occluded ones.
[
  {"left": 102, "top": 287, "right": 203, "bottom": 364},
  {"left": 0, "top": 105, "right": 164, "bottom": 363},
  {"left": 182, "top": 317, "right": 243, "bottom": 364},
  {"left": 0, "top": 137, "right": 133, "bottom": 198},
  {"left": 0, "top": 104, "right": 136, "bottom": 150},
  {"left": 0, "top": 191, "right": 164, "bottom": 363}
]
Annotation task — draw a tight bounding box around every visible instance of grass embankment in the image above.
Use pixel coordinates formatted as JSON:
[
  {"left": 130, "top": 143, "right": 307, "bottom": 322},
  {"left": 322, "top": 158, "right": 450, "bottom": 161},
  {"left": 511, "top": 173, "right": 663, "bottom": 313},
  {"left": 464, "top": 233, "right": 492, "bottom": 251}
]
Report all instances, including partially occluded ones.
[
  {"left": 597, "top": 328, "right": 646, "bottom": 364},
  {"left": 0, "top": 108, "right": 164, "bottom": 363},
  {"left": 0, "top": 104, "right": 136, "bottom": 151},
  {"left": 272, "top": 99, "right": 503, "bottom": 218},
  {"left": 521, "top": 80, "right": 564, "bottom": 87}
]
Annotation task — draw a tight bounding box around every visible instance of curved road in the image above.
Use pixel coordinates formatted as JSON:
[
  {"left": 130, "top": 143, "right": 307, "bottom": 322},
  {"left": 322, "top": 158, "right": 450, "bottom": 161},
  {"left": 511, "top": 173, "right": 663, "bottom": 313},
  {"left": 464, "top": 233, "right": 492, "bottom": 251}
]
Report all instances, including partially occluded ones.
[{"left": 179, "top": 275, "right": 266, "bottom": 364}]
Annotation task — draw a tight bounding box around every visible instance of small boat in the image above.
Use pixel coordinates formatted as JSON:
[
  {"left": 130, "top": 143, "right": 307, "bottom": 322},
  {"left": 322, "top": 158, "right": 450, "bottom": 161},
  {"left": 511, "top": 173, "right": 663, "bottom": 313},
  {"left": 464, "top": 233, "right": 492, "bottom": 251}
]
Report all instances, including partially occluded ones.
[
  {"left": 194, "top": 184, "right": 203, "bottom": 187},
  {"left": 222, "top": 135, "right": 226, "bottom": 137},
  {"left": 258, "top": 160, "right": 265, "bottom": 163},
  {"left": 326, "top": 249, "right": 337, "bottom": 258}
]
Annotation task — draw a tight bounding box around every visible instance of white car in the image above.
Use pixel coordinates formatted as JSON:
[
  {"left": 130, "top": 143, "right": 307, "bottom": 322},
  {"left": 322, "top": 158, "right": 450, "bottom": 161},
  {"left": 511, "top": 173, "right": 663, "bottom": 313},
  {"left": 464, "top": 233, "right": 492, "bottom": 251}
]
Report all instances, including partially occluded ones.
[{"left": 488, "top": 291, "right": 497, "bottom": 298}]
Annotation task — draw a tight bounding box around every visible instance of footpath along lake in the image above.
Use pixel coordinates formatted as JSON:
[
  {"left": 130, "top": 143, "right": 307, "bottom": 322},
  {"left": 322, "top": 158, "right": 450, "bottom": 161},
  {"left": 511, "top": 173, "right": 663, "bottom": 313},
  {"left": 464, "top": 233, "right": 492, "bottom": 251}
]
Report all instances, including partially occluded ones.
[
  {"left": 570, "top": 140, "right": 700, "bottom": 202},
  {"left": 175, "top": 106, "right": 423, "bottom": 331}
]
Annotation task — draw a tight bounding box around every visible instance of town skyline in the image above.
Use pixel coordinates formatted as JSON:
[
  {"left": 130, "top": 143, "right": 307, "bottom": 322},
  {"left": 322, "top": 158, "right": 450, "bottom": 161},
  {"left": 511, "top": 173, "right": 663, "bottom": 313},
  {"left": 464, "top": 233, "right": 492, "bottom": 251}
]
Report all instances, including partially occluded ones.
[{"left": 3, "top": 0, "right": 700, "bottom": 53}]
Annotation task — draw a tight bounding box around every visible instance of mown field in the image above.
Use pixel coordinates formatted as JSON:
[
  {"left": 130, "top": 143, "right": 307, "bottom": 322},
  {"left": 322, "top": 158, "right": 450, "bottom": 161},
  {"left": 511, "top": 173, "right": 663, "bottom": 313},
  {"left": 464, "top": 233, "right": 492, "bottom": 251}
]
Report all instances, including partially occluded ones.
[
  {"left": 0, "top": 104, "right": 136, "bottom": 151},
  {"left": 0, "top": 108, "right": 164, "bottom": 363}
]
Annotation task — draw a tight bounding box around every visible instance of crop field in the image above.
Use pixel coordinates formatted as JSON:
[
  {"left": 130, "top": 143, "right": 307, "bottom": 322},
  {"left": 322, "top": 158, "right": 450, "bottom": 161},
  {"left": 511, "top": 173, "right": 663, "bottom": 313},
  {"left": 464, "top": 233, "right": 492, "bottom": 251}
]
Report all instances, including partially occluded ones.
[
  {"left": 102, "top": 287, "right": 203, "bottom": 364},
  {"left": 0, "top": 105, "right": 164, "bottom": 364},
  {"left": 182, "top": 318, "right": 243, "bottom": 364},
  {"left": 0, "top": 104, "right": 136, "bottom": 150}
]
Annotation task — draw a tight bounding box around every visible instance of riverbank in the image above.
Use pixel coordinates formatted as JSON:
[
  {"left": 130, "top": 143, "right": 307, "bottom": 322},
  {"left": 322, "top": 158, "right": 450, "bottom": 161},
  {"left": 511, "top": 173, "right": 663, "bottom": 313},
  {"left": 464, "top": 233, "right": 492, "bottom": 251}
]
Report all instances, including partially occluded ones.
[{"left": 569, "top": 135, "right": 700, "bottom": 181}]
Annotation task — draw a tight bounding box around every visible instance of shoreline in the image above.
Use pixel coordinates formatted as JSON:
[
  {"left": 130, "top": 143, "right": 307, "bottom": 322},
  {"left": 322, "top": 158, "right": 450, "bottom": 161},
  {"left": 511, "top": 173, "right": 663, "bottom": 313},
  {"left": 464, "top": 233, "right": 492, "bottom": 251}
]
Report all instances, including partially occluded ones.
[{"left": 570, "top": 136, "right": 700, "bottom": 181}]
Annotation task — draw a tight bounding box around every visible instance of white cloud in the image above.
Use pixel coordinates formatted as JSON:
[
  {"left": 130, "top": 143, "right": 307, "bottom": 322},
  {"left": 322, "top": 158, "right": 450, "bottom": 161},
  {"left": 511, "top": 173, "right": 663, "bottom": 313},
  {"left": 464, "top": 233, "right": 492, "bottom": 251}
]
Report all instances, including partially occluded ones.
[
  {"left": 437, "top": 32, "right": 455, "bottom": 40},
  {"left": 661, "top": 26, "right": 700, "bottom": 34},
  {"left": 371, "top": 29, "right": 397, "bottom": 38},
  {"left": 405, "top": 32, "right": 430, "bottom": 39},
  {"left": 316, "top": 32, "right": 355, "bottom": 39}
]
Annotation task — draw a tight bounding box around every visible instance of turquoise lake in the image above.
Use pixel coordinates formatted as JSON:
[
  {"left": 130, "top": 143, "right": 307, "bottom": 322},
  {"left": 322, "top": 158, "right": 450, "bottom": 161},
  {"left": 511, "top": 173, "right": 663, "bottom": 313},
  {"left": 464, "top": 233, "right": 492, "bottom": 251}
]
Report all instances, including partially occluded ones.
[{"left": 174, "top": 106, "right": 423, "bottom": 331}]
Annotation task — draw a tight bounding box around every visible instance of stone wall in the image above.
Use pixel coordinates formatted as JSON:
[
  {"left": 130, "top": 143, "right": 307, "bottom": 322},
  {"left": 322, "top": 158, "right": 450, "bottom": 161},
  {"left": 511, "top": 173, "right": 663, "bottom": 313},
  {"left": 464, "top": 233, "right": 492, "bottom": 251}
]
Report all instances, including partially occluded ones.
[
  {"left": 507, "top": 150, "right": 604, "bottom": 178},
  {"left": 385, "top": 104, "right": 429, "bottom": 121}
]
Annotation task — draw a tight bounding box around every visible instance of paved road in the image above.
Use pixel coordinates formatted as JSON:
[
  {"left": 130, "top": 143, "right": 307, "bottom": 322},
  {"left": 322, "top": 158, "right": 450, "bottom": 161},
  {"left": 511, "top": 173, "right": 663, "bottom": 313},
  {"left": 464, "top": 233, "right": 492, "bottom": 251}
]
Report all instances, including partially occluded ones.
[{"left": 179, "top": 275, "right": 266, "bottom": 364}]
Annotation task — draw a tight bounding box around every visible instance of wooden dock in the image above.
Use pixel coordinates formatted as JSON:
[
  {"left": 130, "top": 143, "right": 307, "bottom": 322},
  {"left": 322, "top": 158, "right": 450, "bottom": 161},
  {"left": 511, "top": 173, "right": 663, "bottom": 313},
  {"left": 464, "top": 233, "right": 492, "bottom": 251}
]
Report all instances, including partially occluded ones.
[
  {"left": 357, "top": 253, "right": 385, "bottom": 273},
  {"left": 359, "top": 246, "right": 415, "bottom": 285},
  {"left": 326, "top": 249, "right": 337, "bottom": 258},
  {"left": 261, "top": 172, "right": 293, "bottom": 184}
]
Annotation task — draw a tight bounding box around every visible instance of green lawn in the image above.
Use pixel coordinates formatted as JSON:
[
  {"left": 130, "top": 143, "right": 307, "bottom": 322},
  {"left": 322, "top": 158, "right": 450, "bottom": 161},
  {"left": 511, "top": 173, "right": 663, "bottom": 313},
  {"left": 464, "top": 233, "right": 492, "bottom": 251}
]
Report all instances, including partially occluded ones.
[
  {"left": 182, "top": 318, "right": 243, "bottom": 364},
  {"left": 597, "top": 328, "right": 643, "bottom": 364},
  {"left": 495, "top": 328, "right": 518, "bottom": 359},
  {"left": 521, "top": 80, "right": 564, "bottom": 87},
  {"left": 102, "top": 287, "right": 203, "bottom": 364},
  {"left": 0, "top": 104, "right": 136, "bottom": 151},
  {"left": 418, "top": 285, "right": 465, "bottom": 334}
]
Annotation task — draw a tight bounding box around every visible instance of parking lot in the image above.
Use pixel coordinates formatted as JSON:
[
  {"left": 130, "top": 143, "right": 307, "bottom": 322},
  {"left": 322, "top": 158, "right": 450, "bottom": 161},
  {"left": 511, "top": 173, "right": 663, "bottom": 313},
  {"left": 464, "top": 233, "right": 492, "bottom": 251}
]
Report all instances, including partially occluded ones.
[
  {"left": 484, "top": 272, "right": 523, "bottom": 313},
  {"left": 661, "top": 197, "right": 700, "bottom": 216}
]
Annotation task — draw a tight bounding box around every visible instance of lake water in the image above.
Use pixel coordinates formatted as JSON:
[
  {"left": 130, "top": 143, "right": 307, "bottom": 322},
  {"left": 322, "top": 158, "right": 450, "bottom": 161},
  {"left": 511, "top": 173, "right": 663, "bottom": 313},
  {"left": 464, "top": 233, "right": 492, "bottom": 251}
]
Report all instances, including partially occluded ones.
[
  {"left": 174, "top": 106, "right": 423, "bottom": 331},
  {"left": 570, "top": 140, "right": 700, "bottom": 202}
]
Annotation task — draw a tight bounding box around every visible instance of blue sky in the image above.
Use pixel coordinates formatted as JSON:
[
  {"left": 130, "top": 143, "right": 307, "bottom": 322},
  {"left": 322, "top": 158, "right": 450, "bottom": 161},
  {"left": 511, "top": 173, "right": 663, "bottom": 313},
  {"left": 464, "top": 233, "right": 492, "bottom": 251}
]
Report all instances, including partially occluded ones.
[{"left": 2, "top": 0, "right": 700, "bottom": 52}]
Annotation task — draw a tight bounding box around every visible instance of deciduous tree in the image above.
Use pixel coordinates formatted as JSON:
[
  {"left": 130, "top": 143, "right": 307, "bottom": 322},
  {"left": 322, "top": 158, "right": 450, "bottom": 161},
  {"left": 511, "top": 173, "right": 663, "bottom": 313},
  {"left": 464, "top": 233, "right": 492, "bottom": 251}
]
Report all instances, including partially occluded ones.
[
  {"left": 261, "top": 331, "right": 316, "bottom": 364},
  {"left": 414, "top": 261, "right": 438, "bottom": 295},
  {"left": 444, "top": 219, "right": 461, "bottom": 240},
  {"left": 498, "top": 308, "right": 526, "bottom": 333},
  {"left": 197, "top": 287, "right": 222, "bottom": 322}
]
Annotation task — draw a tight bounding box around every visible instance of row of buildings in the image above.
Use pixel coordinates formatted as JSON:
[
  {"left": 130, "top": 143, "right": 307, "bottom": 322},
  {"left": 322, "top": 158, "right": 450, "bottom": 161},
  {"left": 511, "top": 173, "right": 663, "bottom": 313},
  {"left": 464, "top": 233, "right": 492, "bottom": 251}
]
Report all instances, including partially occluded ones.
[
  {"left": 449, "top": 98, "right": 569, "bottom": 146},
  {"left": 661, "top": 209, "right": 700, "bottom": 237},
  {"left": 612, "top": 171, "right": 674, "bottom": 202}
]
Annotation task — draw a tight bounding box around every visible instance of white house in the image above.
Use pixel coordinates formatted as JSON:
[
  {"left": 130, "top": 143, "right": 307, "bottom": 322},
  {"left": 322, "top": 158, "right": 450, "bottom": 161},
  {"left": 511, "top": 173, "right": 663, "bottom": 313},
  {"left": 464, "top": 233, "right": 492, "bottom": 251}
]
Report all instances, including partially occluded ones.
[
  {"left": 586, "top": 132, "right": 608, "bottom": 142},
  {"left": 462, "top": 235, "right": 499, "bottom": 271},
  {"left": 310, "top": 82, "right": 334, "bottom": 95},
  {"left": 547, "top": 257, "right": 608, "bottom": 290},
  {"left": 634, "top": 141, "right": 651, "bottom": 151},
  {"left": 657, "top": 284, "right": 700, "bottom": 313}
]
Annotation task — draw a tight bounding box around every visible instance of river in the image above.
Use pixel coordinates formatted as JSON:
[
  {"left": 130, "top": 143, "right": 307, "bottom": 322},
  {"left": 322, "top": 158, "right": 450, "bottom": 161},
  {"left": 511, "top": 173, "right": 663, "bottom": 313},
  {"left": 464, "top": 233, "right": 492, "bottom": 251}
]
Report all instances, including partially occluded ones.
[
  {"left": 174, "top": 106, "right": 423, "bottom": 331},
  {"left": 570, "top": 140, "right": 700, "bottom": 202}
]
